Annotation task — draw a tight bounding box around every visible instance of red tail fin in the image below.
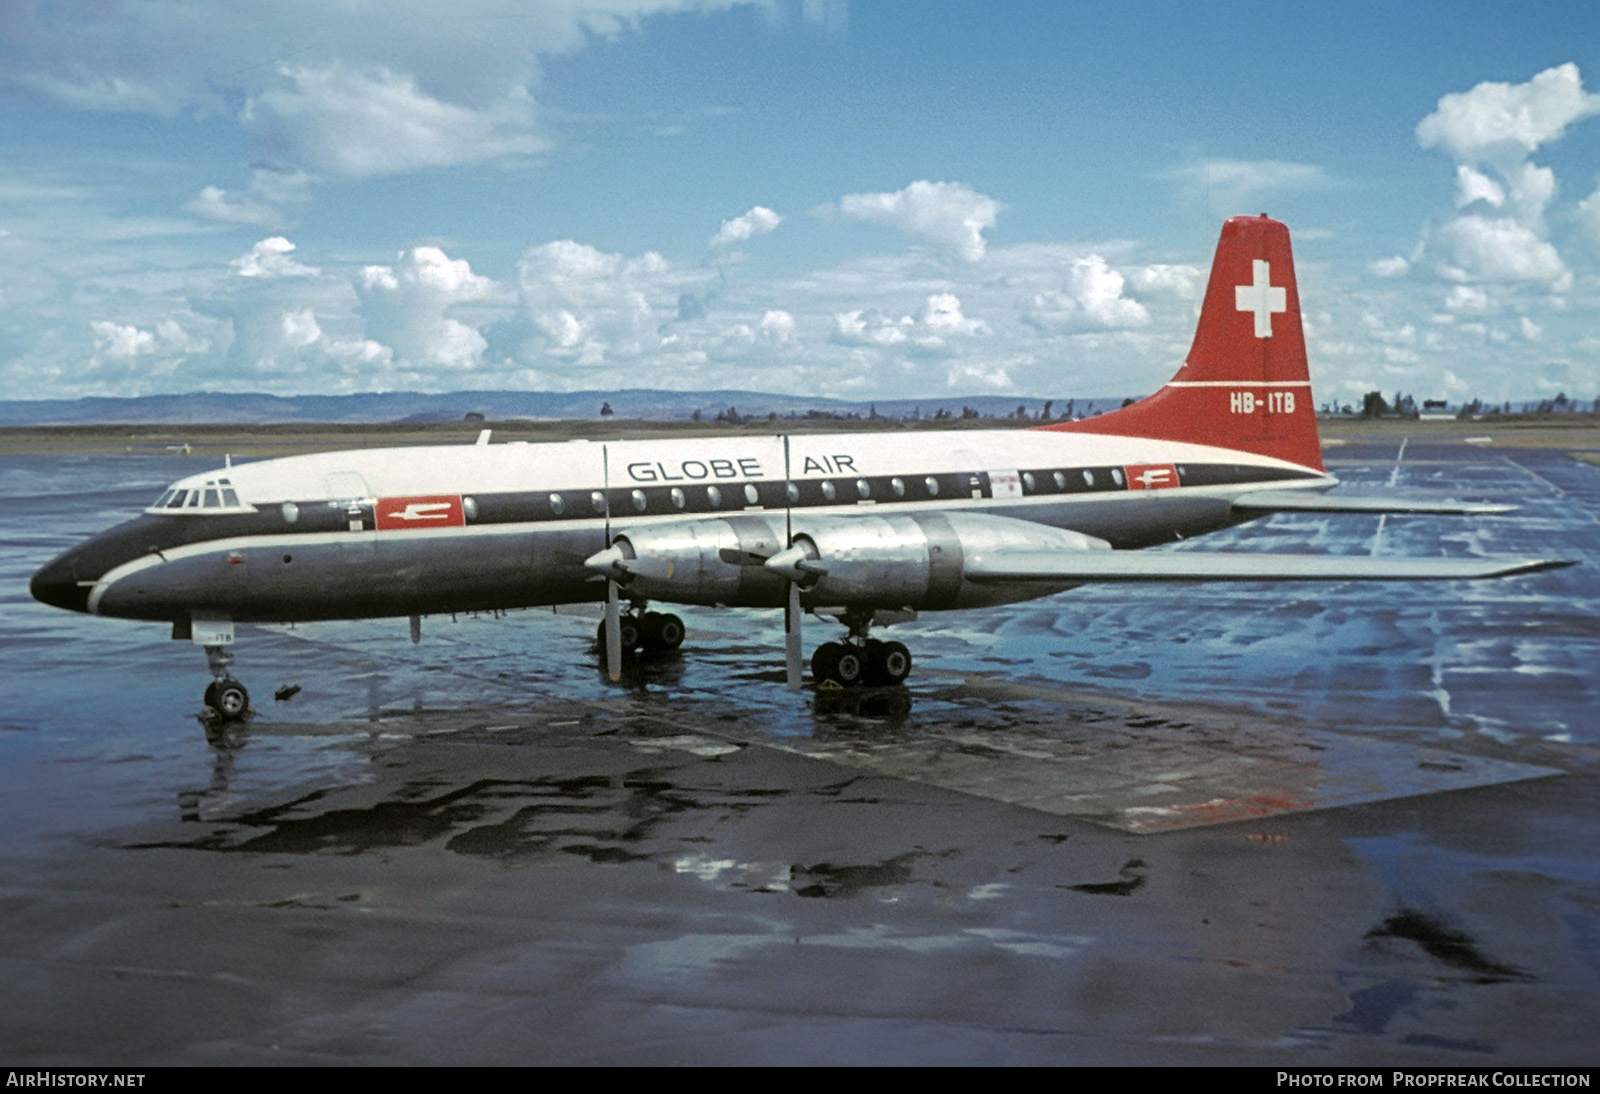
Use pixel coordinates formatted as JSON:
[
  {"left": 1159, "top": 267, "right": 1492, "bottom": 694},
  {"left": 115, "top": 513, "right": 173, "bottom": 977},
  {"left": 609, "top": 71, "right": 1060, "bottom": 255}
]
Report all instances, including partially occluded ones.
[{"left": 1039, "top": 215, "right": 1322, "bottom": 471}]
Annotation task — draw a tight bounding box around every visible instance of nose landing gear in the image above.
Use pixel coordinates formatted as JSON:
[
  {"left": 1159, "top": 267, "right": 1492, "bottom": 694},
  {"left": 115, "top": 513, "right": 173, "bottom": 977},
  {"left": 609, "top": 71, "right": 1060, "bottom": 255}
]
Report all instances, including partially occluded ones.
[{"left": 201, "top": 643, "right": 250, "bottom": 721}]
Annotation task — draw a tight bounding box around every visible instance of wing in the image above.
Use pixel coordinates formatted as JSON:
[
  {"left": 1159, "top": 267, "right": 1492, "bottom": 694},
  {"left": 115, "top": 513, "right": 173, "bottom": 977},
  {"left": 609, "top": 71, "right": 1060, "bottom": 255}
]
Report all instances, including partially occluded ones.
[
  {"left": 1231, "top": 490, "right": 1515, "bottom": 515},
  {"left": 965, "top": 550, "right": 1572, "bottom": 585}
]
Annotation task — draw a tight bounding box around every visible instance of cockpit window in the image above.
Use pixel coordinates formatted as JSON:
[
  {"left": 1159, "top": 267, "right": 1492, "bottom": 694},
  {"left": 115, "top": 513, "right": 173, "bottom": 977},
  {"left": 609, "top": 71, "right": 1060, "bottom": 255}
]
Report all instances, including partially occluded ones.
[{"left": 148, "top": 477, "right": 253, "bottom": 515}]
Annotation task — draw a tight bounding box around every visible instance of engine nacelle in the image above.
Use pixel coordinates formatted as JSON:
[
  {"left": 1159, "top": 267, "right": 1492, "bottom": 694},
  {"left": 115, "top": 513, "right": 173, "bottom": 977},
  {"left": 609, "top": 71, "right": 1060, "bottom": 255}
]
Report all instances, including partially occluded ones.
[
  {"left": 603, "top": 514, "right": 788, "bottom": 607},
  {"left": 788, "top": 511, "right": 1109, "bottom": 609},
  {"left": 594, "top": 511, "right": 1109, "bottom": 611}
]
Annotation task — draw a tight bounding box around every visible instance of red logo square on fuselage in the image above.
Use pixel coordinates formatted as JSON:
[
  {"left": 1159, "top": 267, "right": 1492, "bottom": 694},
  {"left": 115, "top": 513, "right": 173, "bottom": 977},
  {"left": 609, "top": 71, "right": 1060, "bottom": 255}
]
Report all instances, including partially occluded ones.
[
  {"left": 375, "top": 495, "right": 466, "bottom": 530},
  {"left": 1124, "top": 464, "right": 1179, "bottom": 491}
]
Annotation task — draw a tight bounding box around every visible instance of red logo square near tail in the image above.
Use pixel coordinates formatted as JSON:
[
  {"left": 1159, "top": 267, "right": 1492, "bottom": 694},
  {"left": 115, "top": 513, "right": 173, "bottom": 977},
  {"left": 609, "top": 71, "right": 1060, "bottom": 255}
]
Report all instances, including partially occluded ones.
[
  {"left": 375, "top": 495, "right": 466, "bottom": 531},
  {"left": 1124, "top": 464, "right": 1180, "bottom": 491}
]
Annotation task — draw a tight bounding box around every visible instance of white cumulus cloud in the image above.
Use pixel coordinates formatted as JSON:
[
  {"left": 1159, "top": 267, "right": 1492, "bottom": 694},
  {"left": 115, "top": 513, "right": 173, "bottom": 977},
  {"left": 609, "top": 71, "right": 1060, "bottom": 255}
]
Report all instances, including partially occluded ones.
[
  {"left": 1416, "top": 63, "right": 1600, "bottom": 165},
  {"left": 1455, "top": 165, "right": 1505, "bottom": 209},
  {"left": 833, "top": 309, "right": 913, "bottom": 346},
  {"left": 1125, "top": 264, "right": 1204, "bottom": 299},
  {"left": 232, "top": 237, "right": 318, "bottom": 279},
  {"left": 1577, "top": 185, "right": 1600, "bottom": 245},
  {"left": 710, "top": 206, "right": 782, "bottom": 249},
  {"left": 831, "top": 293, "right": 989, "bottom": 353},
  {"left": 833, "top": 180, "right": 1003, "bottom": 260},
  {"left": 758, "top": 309, "right": 795, "bottom": 342},
  {"left": 1444, "top": 285, "right": 1493, "bottom": 314},
  {"left": 243, "top": 63, "right": 542, "bottom": 180},
  {"left": 1429, "top": 215, "right": 1569, "bottom": 288},
  {"left": 358, "top": 246, "right": 495, "bottom": 370},
  {"left": 1023, "top": 256, "right": 1150, "bottom": 332},
  {"left": 1408, "top": 64, "right": 1598, "bottom": 291},
  {"left": 516, "top": 239, "right": 692, "bottom": 366},
  {"left": 187, "top": 169, "right": 315, "bottom": 228},
  {"left": 918, "top": 293, "right": 990, "bottom": 338},
  {"left": 279, "top": 309, "right": 324, "bottom": 350},
  {"left": 90, "top": 321, "right": 155, "bottom": 360}
]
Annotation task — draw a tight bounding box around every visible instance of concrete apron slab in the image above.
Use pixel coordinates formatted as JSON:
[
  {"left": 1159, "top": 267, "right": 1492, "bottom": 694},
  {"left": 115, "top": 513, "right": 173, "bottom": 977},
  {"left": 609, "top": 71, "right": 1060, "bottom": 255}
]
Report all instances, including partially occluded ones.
[
  {"left": 759, "top": 715, "right": 1560, "bottom": 833},
  {"left": 270, "top": 670, "right": 1561, "bottom": 836}
]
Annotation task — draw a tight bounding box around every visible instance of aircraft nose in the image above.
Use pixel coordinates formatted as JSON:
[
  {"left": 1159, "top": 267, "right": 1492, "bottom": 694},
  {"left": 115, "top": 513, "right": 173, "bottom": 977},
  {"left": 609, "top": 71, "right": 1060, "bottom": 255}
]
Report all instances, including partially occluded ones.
[{"left": 30, "top": 554, "right": 90, "bottom": 613}]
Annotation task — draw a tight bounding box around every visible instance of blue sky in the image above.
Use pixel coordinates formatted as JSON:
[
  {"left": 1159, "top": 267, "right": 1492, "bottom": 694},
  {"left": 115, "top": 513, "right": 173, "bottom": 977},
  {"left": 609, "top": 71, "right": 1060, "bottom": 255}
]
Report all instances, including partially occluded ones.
[{"left": 4, "top": 1, "right": 1600, "bottom": 408}]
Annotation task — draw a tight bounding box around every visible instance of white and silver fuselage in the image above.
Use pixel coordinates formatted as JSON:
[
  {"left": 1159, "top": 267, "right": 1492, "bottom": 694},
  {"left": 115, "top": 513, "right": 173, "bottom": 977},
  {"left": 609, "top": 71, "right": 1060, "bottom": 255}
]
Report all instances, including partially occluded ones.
[{"left": 30, "top": 428, "right": 1331, "bottom": 623}]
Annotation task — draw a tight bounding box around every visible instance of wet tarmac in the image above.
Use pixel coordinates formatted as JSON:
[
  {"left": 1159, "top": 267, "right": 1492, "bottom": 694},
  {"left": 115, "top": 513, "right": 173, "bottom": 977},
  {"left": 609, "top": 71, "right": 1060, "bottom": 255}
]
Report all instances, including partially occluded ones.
[{"left": 1, "top": 440, "right": 1597, "bottom": 1064}]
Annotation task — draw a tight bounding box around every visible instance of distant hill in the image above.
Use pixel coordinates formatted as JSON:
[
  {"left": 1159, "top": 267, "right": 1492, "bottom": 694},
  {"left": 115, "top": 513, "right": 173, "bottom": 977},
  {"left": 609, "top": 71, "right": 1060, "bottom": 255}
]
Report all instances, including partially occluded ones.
[{"left": 0, "top": 389, "right": 1132, "bottom": 426}]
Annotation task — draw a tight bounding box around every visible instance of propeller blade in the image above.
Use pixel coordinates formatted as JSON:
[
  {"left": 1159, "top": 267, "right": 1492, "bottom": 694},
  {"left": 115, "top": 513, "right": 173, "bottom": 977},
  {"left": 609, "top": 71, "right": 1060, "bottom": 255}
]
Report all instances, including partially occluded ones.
[
  {"left": 600, "top": 442, "right": 622, "bottom": 681},
  {"left": 601, "top": 442, "right": 611, "bottom": 544},
  {"left": 783, "top": 433, "right": 793, "bottom": 546},
  {"left": 781, "top": 431, "right": 803, "bottom": 690},
  {"left": 717, "top": 547, "right": 771, "bottom": 567},
  {"left": 784, "top": 579, "right": 803, "bottom": 690},
  {"left": 605, "top": 577, "right": 622, "bottom": 681}
]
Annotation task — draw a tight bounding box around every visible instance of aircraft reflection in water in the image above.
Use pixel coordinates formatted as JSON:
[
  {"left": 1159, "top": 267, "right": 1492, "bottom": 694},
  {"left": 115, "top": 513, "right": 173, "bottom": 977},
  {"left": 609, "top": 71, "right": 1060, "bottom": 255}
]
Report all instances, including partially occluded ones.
[{"left": 30, "top": 217, "right": 1571, "bottom": 721}]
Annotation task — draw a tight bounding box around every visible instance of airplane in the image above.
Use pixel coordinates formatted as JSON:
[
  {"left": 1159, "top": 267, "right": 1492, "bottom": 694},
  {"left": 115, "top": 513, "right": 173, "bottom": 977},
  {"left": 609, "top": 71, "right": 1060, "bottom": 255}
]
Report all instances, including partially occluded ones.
[{"left": 29, "top": 215, "right": 1572, "bottom": 721}]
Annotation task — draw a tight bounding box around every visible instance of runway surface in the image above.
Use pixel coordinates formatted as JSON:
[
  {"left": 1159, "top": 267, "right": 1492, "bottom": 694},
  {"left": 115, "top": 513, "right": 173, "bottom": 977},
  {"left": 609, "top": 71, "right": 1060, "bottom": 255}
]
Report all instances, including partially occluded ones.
[{"left": 1, "top": 439, "right": 1597, "bottom": 1064}]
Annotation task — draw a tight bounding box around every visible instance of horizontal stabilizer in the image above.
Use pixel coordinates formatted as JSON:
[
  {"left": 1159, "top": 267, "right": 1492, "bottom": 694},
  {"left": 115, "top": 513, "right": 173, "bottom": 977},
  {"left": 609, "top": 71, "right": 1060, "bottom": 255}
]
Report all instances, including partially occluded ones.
[
  {"left": 965, "top": 550, "right": 1572, "bottom": 585},
  {"left": 1232, "top": 491, "right": 1515, "bottom": 515}
]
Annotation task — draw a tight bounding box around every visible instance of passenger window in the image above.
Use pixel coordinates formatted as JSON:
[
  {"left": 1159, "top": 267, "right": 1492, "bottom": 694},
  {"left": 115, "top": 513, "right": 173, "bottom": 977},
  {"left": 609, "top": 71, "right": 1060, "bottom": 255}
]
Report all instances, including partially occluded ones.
[
  {"left": 707, "top": 486, "right": 722, "bottom": 508},
  {"left": 1054, "top": 471, "right": 1067, "bottom": 490},
  {"left": 549, "top": 494, "right": 565, "bottom": 516},
  {"left": 590, "top": 491, "right": 606, "bottom": 513},
  {"left": 744, "top": 483, "right": 759, "bottom": 505},
  {"left": 1110, "top": 468, "right": 1125, "bottom": 486},
  {"left": 1082, "top": 470, "right": 1095, "bottom": 486},
  {"left": 891, "top": 477, "right": 905, "bottom": 497},
  {"left": 785, "top": 482, "right": 800, "bottom": 504},
  {"left": 925, "top": 476, "right": 940, "bottom": 496},
  {"left": 1022, "top": 472, "right": 1036, "bottom": 491},
  {"left": 856, "top": 479, "right": 870, "bottom": 499},
  {"left": 670, "top": 487, "right": 686, "bottom": 510},
  {"left": 820, "top": 481, "right": 836, "bottom": 501},
  {"left": 631, "top": 489, "right": 647, "bottom": 512}
]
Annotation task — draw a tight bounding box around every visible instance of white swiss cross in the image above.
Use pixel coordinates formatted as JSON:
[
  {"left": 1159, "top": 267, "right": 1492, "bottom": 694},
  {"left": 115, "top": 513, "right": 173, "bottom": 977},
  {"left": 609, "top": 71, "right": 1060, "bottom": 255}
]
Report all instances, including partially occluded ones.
[{"left": 1235, "top": 258, "right": 1287, "bottom": 338}]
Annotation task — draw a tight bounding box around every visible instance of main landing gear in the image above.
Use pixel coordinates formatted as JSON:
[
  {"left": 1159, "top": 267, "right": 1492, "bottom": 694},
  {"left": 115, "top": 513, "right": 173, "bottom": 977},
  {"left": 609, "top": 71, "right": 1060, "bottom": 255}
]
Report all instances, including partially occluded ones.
[
  {"left": 594, "top": 607, "right": 687, "bottom": 661},
  {"left": 810, "top": 610, "right": 912, "bottom": 688}
]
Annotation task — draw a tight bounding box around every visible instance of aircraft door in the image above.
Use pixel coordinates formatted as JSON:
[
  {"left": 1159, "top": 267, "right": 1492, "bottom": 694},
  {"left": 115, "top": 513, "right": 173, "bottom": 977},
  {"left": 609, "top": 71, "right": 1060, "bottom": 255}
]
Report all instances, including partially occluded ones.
[
  {"left": 987, "top": 468, "right": 1023, "bottom": 499},
  {"left": 326, "top": 471, "right": 374, "bottom": 560},
  {"left": 952, "top": 448, "right": 988, "bottom": 498}
]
